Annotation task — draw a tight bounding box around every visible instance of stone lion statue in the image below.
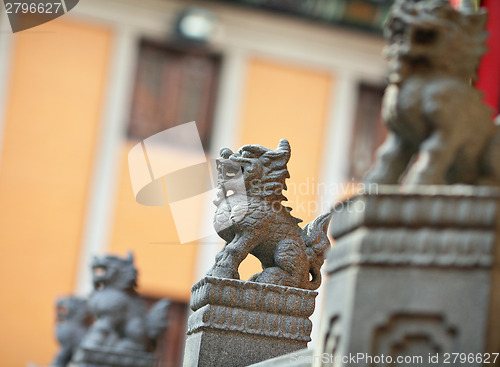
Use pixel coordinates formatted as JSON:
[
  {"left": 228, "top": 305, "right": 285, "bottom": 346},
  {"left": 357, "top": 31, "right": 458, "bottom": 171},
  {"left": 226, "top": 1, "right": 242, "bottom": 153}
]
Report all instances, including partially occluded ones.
[
  {"left": 51, "top": 296, "right": 91, "bottom": 367},
  {"left": 207, "top": 139, "right": 331, "bottom": 290},
  {"left": 80, "top": 253, "right": 170, "bottom": 352},
  {"left": 365, "top": 0, "right": 500, "bottom": 186}
]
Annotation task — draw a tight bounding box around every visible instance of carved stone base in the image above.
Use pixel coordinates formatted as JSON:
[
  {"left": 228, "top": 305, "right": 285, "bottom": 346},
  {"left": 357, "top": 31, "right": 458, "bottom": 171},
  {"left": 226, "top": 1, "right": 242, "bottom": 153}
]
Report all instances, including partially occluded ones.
[
  {"left": 72, "top": 346, "right": 155, "bottom": 367},
  {"left": 315, "top": 186, "right": 500, "bottom": 366},
  {"left": 184, "top": 276, "right": 317, "bottom": 367},
  {"left": 248, "top": 348, "right": 313, "bottom": 367}
]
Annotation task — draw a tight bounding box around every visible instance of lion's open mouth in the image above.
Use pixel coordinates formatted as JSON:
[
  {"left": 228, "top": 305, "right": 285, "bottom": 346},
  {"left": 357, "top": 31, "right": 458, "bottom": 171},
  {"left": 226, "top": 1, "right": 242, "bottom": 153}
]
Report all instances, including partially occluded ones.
[
  {"left": 218, "top": 159, "right": 242, "bottom": 181},
  {"left": 93, "top": 266, "right": 106, "bottom": 276},
  {"left": 57, "top": 305, "right": 68, "bottom": 320},
  {"left": 224, "top": 167, "right": 239, "bottom": 179},
  {"left": 214, "top": 159, "right": 245, "bottom": 205},
  {"left": 92, "top": 266, "right": 107, "bottom": 290}
]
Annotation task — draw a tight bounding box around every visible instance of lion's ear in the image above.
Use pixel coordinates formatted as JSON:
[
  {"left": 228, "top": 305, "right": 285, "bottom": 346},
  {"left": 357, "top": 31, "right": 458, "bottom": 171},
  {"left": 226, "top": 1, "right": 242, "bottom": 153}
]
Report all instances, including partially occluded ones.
[
  {"left": 273, "top": 139, "right": 291, "bottom": 162},
  {"left": 276, "top": 139, "right": 290, "bottom": 154},
  {"left": 262, "top": 140, "right": 291, "bottom": 167}
]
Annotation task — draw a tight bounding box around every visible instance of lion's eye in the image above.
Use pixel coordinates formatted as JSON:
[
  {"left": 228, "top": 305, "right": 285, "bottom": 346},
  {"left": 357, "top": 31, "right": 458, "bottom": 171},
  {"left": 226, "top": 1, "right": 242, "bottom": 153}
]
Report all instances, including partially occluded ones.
[
  {"left": 413, "top": 28, "right": 437, "bottom": 44},
  {"left": 242, "top": 151, "right": 257, "bottom": 158}
]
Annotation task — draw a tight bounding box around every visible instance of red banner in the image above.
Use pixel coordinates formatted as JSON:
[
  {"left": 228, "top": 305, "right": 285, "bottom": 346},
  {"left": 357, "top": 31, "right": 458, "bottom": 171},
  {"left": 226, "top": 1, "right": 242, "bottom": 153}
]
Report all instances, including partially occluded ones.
[{"left": 477, "top": 0, "right": 500, "bottom": 114}]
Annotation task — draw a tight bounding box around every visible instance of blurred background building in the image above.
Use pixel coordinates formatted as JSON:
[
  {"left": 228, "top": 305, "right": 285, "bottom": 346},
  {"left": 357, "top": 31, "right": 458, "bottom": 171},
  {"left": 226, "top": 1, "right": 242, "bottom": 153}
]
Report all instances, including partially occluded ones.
[{"left": 0, "top": 0, "right": 497, "bottom": 366}]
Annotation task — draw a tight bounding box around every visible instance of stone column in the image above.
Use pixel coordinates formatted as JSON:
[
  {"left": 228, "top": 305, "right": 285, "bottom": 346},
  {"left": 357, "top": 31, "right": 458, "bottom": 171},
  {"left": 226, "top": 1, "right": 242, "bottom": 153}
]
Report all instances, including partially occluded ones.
[
  {"left": 314, "top": 186, "right": 500, "bottom": 366},
  {"left": 183, "top": 276, "right": 318, "bottom": 367}
]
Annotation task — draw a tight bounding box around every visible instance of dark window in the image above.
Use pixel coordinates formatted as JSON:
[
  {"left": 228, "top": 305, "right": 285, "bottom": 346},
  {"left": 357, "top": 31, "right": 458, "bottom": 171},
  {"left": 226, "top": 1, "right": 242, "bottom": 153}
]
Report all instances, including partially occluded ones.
[
  {"left": 142, "top": 297, "right": 189, "bottom": 367},
  {"left": 349, "top": 83, "right": 386, "bottom": 180},
  {"left": 128, "top": 40, "right": 221, "bottom": 150}
]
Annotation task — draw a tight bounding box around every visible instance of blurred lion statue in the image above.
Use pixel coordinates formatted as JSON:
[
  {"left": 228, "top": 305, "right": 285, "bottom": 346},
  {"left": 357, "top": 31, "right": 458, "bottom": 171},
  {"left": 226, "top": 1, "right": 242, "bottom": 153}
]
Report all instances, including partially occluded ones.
[
  {"left": 52, "top": 296, "right": 91, "bottom": 367},
  {"left": 365, "top": 0, "right": 500, "bottom": 185},
  {"left": 80, "top": 253, "right": 170, "bottom": 352}
]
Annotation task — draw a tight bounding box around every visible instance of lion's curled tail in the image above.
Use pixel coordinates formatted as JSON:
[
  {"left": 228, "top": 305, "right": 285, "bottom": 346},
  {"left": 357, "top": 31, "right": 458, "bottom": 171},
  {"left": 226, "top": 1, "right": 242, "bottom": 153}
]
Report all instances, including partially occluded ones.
[
  {"left": 146, "top": 299, "right": 171, "bottom": 341},
  {"left": 301, "top": 212, "right": 332, "bottom": 290}
]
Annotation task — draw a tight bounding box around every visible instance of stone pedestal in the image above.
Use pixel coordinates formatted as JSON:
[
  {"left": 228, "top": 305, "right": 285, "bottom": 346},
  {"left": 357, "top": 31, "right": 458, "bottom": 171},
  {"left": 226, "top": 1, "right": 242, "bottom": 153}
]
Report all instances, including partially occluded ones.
[
  {"left": 248, "top": 348, "right": 313, "bottom": 367},
  {"left": 314, "top": 186, "right": 500, "bottom": 366},
  {"left": 72, "top": 346, "right": 155, "bottom": 367},
  {"left": 184, "top": 276, "right": 317, "bottom": 367}
]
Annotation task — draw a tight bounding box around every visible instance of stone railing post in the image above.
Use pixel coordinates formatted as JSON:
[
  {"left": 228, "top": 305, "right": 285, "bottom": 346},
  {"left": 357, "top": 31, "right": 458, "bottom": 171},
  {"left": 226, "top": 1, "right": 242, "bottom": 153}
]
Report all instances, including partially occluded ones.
[{"left": 314, "top": 187, "right": 500, "bottom": 366}]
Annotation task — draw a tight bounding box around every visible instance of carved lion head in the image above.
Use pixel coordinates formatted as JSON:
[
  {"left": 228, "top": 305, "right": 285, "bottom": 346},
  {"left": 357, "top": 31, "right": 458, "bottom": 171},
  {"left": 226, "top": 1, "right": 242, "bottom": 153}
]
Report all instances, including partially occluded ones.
[
  {"left": 91, "top": 253, "right": 138, "bottom": 292},
  {"left": 385, "top": 0, "right": 487, "bottom": 83},
  {"left": 214, "top": 139, "right": 291, "bottom": 204},
  {"left": 56, "top": 296, "right": 89, "bottom": 323}
]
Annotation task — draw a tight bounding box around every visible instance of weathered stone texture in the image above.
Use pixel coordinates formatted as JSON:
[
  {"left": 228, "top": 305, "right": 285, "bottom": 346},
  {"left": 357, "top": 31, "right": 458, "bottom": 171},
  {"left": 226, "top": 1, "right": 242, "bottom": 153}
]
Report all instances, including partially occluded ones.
[
  {"left": 246, "top": 348, "right": 312, "bottom": 367},
  {"left": 208, "top": 139, "right": 331, "bottom": 290},
  {"left": 314, "top": 187, "right": 500, "bottom": 366},
  {"left": 364, "top": 0, "right": 500, "bottom": 186},
  {"left": 184, "top": 277, "right": 318, "bottom": 367}
]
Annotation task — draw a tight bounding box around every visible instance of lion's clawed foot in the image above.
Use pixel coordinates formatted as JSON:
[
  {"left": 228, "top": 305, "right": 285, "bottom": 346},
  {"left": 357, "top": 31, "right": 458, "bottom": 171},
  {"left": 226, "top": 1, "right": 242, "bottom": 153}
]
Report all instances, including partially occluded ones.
[
  {"left": 364, "top": 167, "right": 397, "bottom": 185},
  {"left": 248, "top": 272, "right": 261, "bottom": 282},
  {"left": 115, "top": 338, "right": 146, "bottom": 351},
  {"left": 206, "top": 265, "right": 240, "bottom": 280},
  {"left": 252, "top": 267, "right": 298, "bottom": 288},
  {"left": 81, "top": 320, "right": 119, "bottom": 348}
]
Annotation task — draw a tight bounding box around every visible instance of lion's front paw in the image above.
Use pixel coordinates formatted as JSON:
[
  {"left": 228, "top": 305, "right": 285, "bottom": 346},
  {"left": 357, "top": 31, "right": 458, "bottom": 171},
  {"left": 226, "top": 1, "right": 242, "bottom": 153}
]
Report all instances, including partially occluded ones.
[
  {"left": 364, "top": 167, "right": 398, "bottom": 185},
  {"left": 254, "top": 267, "right": 298, "bottom": 287},
  {"left": 207, "top": 265, "right": 240, "bottom": 280},
  {"left": 248, "top": 272, "right": 261, "bottom": 282}
]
